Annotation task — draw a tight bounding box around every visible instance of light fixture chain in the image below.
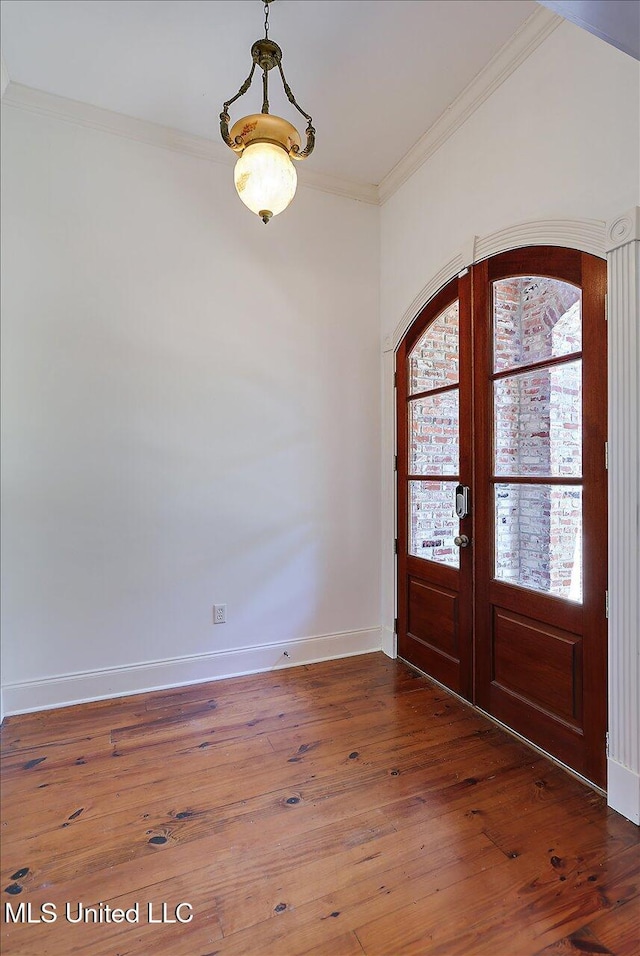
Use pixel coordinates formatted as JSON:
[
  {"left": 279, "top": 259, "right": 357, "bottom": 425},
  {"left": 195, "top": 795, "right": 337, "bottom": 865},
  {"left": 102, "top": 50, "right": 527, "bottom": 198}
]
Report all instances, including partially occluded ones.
[
  {"left": 277, "top": 62, "right": 312, "bottom": 124},
  {"left": 264, "top": 2, "right": 270, "bottom": 38},
  {"left": 223, "top": 62, "right": 257, "bottom": 112}
]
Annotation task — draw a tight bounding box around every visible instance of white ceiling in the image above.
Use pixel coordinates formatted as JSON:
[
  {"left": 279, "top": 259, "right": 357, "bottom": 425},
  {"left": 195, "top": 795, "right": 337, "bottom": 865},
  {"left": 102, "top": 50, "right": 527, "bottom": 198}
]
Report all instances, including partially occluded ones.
[
  {"left": 1, "top": 0, "right": 541, "bottom": 186},
  {"left": 538, "top": 0, "right": 640, "bottom": 61}
]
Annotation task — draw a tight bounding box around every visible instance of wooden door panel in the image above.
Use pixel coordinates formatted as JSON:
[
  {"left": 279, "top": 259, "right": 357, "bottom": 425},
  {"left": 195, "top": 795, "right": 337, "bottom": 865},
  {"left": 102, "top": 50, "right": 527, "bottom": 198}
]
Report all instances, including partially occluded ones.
[
  {"left": 491, "top": 608, "right": 583, "bottom": 724},
  {"left": 483, "top": 683, "right": 587, "bottom": 779},
  {"left": 401, "top": 633, "right": 460, "bottom": 695},
  {"left": 487, "top": 581, "right": 582, "bottom": 633},
  {"left": 407, "top": 555, "right": 458, "bottom": 588},
  {"left": 408, "top": 578, "right": 458, "bottom": 658}
]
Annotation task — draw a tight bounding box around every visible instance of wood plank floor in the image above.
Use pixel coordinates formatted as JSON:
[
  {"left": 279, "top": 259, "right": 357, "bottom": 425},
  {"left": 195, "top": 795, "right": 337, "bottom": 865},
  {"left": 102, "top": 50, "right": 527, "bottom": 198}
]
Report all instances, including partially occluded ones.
[{"left": 1, "top": 652, "right": 638, "bottom": 956}]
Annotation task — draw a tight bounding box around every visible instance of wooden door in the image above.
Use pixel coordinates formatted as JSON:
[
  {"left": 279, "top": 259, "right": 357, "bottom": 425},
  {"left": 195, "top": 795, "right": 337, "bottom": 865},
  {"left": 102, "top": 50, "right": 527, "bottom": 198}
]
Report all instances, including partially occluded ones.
[
  {"left": 396, "top": 247, "right": 608, "bottom": 788},
  {"left": 396, "top": 274, "right": 474, "bottom": 699},
  {"left": 473, "top": 248, "right": 608, "bottom": 787}
]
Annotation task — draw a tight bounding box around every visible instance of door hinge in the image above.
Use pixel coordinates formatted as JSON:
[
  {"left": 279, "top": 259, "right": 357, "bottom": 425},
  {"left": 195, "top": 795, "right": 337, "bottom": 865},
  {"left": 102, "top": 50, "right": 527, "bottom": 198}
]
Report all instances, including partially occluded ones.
[
  {"left": 604, "top": 441, "right": 608, "bottom": 470},
  {"left": 604, "top": 293, "right": 608, "bottom": 321},
  {"left": 605, "top": 590, "right": 609, "bottom": 619},
  {"left": 394, "top": 372, "right": 397, "bottom": 388},
  {"left": 394, "top": 617, "right": 398, "bottom": 634},
  {"left": 394, "top": 538, "right": 398, "bottom": 555},
  {"left": 394, "top": 454, "right": 398, "bottom": 472},
  {"left": 605, "top": 732, "right": 610, "bottom": 758}
]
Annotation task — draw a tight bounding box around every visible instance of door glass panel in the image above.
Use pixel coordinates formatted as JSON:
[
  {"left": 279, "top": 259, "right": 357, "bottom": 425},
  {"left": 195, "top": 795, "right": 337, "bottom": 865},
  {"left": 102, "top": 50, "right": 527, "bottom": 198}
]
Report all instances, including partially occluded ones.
[
  {"left": 494, "top": 361, "right": 582, "bottom": 477},
  {"left": 409, "top": 300, "right": 459, "bottom": 394},
  {"left": 494, "top": 483, "right": 582, "bottom": 601},
  {"left": 409, "top": 481, "right": 459, "bottom": 568},
  {"left": 493, "top": 277, "right": 581, "bottom": 373},
  {"left": 409, "top": 390, "right": 459, "bottom": 475}
]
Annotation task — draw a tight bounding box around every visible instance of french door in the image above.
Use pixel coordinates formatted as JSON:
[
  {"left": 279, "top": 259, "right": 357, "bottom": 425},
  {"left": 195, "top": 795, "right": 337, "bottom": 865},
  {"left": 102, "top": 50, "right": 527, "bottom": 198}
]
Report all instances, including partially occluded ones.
[{"left": 396, "top": 247, "right": 608, "bottom": 788}]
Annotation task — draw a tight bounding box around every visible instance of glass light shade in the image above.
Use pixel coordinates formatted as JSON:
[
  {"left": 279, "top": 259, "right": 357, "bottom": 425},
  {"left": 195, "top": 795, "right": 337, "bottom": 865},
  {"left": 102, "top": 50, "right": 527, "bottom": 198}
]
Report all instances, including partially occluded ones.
[{"left": 233, "top": 142, "right": 297, "bottom": 221}]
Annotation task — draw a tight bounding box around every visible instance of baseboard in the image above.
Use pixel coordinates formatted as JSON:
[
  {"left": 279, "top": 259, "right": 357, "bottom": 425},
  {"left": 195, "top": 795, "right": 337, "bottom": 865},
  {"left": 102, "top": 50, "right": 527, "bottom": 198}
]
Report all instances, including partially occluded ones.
[
  {"left": 381, "top": 625, "right": 397, "bottom": 659},
  {"left": 608, "top": 757, "right": 640, "bottom": 825},
  {"left": 1, "top": 627, "right": 382, "bottom": 716}
]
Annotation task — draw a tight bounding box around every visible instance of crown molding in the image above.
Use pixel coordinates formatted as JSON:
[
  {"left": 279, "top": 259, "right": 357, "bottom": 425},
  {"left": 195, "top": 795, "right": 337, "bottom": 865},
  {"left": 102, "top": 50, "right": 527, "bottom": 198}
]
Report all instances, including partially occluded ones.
[
  {"left": 298, "top": 166, "right": 378, "bottom": 206},
  {"left": 377, "top": 7, "right": 563, "bottom": 204},
  {"left": 1, "top": 82, "right": 379, "bottom": 206},
  {"left": 1, "top": 8, "right": 561, "bottom": 210},
  {"left": 2, "top": 81, "right": 236, "bottom": 161}
]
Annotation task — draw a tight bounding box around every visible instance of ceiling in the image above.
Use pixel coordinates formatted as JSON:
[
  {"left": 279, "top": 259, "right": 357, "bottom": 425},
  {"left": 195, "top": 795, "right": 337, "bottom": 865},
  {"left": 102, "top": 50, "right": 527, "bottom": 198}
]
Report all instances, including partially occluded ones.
[
  {"left": 1, "top": 0, "right": 542, "bottom": 187},
  {"left": 538, "top": 0, "right": 640, "bottom": 61}
]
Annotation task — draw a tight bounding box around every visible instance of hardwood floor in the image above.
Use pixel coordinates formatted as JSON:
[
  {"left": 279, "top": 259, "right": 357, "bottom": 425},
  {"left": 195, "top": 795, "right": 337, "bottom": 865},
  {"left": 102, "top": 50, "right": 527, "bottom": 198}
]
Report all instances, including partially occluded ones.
[{"left": 1, "top": 653, "right": 638, "bottom": 955}]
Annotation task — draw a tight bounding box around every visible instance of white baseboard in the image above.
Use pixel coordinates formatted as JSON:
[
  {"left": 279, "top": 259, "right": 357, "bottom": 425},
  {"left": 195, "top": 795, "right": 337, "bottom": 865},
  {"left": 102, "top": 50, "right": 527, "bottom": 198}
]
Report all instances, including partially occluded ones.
[
  {"left": 1, "top": 627, "right": 382, "bottom": 716},
  {"left": 608, "top": 757, "right": 640, "bottom": 825},
  {"left": 381, "top": 625, "right": 397, "bottom": 659}
]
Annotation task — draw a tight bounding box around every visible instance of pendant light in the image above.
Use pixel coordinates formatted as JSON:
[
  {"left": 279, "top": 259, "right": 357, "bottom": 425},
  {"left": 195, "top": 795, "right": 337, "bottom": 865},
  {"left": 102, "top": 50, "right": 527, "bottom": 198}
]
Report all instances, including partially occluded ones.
[{"left": 220, "top": 0, "right": 315, "bottom": 223}]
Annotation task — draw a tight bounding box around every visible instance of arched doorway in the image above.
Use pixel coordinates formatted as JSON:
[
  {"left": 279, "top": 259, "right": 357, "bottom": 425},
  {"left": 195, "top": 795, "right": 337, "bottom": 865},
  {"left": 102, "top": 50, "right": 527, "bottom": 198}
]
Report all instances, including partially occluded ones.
[{"left": 396, "top": 246, "right": 608, "bottom": 787}]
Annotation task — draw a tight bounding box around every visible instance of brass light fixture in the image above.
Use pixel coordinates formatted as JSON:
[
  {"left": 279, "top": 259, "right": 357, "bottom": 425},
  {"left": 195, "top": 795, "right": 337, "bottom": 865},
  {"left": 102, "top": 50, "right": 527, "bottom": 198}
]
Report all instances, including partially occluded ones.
[{"left": 220, "top": 0, "right": 315, "bottom": 223}]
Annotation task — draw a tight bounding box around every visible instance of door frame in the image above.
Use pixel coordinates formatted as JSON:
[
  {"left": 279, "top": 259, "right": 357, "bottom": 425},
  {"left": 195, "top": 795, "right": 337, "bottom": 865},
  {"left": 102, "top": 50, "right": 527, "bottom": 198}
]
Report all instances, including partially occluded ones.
[{"left": 381, "top": 213, "right": 639, "bottom": 819}]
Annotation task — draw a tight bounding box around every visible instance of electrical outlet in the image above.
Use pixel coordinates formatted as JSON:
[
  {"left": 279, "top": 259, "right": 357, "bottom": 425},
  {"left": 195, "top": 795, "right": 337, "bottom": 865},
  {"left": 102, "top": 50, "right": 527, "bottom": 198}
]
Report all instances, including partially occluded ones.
[{"left": 213, "top": 604, "right": 226, "bottom": 624}]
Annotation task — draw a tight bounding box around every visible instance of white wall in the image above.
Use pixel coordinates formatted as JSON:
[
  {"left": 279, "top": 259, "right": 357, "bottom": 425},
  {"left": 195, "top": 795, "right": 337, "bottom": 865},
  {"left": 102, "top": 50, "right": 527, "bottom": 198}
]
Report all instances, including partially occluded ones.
[
  {"left": 381, "top": 21, "right": 639, "bottom": 333},
  {"left": 381, "top": 20, "right": 639, "bottom": 645},
  {"left": 379, "top": 20, "right": 639, "bottom": 820},
  {"left": 0, "top": 105, "right": 381, "bottom": 710}
]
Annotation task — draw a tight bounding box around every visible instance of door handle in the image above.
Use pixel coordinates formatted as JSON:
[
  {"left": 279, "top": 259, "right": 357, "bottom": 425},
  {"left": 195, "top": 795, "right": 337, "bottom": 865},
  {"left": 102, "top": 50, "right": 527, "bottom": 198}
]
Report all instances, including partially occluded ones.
[
  {"left": 455, "top": 484, "right": 470, "bottom": 519},
  {"left": 454, "top": 535, "right": 470, "bottom": 548}
]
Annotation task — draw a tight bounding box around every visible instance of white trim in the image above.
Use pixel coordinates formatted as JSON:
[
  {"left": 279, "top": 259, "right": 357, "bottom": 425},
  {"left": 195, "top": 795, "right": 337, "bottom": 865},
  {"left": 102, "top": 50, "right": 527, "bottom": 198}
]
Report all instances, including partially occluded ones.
[
  {"left": 381, "top": 625, "right": 397, "bottom": 659},
  {"left": 606, "top": 213, "right": 640, "bottom": 825},
  {"left": 606, "top": 207, "right": 640, "bottom": 251},
  {"left": 608, "top": 759, "right": 640, "bottom": 825},
  {"left": 1, "top": 53, "right": 9, "bottom": 99},
  {"left": 1, "top": 627, "right": 382, "bottom": 716},
  {"left": 392, "top": 254, "right": 464, "bottom": 349},
  {"left": 378, "top": 7, "right": 563, "bottom": 204},
  {"left": 474, "top": 218, "right": 606, "bottom": 262},
  {"left": 391, "top": 218, "right": 606, "bottom": 349},
  {"left": 1, "top": 83, "right": 379, "bottom": 207},
  {"left": 0, "top": 10, "right": 561, "bottom": 210}
]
